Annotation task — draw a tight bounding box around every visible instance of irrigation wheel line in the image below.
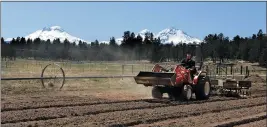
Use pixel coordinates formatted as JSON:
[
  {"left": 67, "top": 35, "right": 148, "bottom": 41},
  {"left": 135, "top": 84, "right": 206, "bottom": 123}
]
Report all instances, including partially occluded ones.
[
  {"left": 41, "top": 63, "right": 66, "bottom": 90},
  {"left": 1, "top": 76, "right": 136, "bottom": 80},
  {"left": 1, "top": 61, "right": 136, "bottom": 90}
]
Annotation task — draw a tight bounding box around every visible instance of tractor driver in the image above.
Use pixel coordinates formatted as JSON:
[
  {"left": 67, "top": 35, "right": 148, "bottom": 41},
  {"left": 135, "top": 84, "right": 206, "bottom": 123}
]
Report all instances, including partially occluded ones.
[{"left": 181, "top": 53, "right": 197, "bottom": 79}]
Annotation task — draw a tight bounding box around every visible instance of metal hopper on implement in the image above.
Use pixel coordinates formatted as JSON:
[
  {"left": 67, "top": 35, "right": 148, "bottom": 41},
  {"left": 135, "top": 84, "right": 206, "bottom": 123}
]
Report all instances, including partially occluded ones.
[{"left": 134, "top": 70, "right": 176, "bottom": 87}]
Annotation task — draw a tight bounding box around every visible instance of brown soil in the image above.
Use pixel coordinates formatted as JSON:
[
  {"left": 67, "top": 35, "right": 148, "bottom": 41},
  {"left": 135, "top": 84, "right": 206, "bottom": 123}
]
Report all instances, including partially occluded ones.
[
  {"left": 1, "top": 95, "right": 266, "bottom": 127},
  {"left": 210, "top": 112, "right": 266, "bottom": 127},
  {"left": 135, "top": 106, "right": 266, "bottom": 127},
  {"left": 244, "top": 74, "right": 266, "bottom": 84},
  {"left": 235, "top": 119, "right": 266, "bottom": 127}
]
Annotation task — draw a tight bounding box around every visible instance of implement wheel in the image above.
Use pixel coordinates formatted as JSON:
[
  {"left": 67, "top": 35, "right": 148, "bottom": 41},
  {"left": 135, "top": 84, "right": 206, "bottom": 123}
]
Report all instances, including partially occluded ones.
[{"left": 152, "top": 86, "right": 163, "bottom": 99}]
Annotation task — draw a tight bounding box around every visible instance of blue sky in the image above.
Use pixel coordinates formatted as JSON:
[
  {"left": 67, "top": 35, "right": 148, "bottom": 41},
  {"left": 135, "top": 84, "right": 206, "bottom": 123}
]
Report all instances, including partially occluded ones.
[{"left": 2, "top": 2, "right": 266, "bottom": 41}]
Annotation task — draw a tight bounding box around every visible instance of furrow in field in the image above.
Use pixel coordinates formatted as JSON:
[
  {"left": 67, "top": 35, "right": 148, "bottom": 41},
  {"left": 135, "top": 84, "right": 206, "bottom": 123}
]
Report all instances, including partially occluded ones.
[
  {"left": 213, "top": 112, "right": 267, "bottom": 127},
  {"left": 1, "top": 97, "right": 265, "bottom": 127},
  {"left": 2, "top": 94, "right": 265, "bottom": 112},
  {"left": 234, "top": 119, "right": 267, "bottom": 127},
  {"left": 1, "top": 98, "right": 162, "bottom": 112},
  {"left": 1, "top": 101, "right": 167, "bottom": 124},
  {"left": 1, "top": 96, "right": 245, "bottom": 124},
  {"left": 134, "top": 105, "right": 266, "bottom": 127}
]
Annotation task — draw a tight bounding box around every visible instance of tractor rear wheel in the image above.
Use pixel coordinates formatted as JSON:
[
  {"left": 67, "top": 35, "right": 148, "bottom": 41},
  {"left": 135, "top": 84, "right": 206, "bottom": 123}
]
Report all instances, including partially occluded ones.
[
  {"left": 195, "top": 76, "right": 211, "bottom": 100},
  {"left": 152, "top": 86, "right": 163, "bottom": 99}
]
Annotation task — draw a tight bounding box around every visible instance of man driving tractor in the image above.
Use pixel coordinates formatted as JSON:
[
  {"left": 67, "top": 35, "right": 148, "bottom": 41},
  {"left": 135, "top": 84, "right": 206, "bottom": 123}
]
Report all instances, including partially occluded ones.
[{"left": 181, "top": 53, "right": 197, "bottom": 79}]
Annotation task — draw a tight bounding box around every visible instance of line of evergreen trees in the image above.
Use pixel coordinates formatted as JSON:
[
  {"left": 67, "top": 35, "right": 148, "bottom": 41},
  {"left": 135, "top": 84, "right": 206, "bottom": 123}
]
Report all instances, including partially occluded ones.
[{"left": 1, "top": 29, "right": 266, "bottom": 66}]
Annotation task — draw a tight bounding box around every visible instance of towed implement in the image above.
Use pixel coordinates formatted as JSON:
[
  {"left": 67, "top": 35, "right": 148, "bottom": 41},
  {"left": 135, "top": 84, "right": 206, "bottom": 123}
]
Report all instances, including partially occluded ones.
[{"left": 134, "top": 64, "right": 211, "bottom": 101}]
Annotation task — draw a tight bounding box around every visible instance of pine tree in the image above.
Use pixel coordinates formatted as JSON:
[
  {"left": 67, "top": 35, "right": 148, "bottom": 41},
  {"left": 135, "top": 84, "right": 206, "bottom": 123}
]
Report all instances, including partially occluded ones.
[
  {"left": 20, "top": 37, "right": 26, "bottom": 49},
  {"left": 78, "top": 40, "right": 83, "bottom": 49},
  {"left": 95, "top": 39, "right": 99, "bottom": 47},
  {"left": 1, "top": 37, "right": 7, "bottom": 60},
  {"left": 26, "top": 38, "right": 33, "bottom": 49},
  {"left": 1, "top": 37, "right": 4, "bottom": 44},
  {"left": 257, "top": 29, "right": 263, "bottom": 40},
  {"left": 259, "top": 48, "right": 267, "bottom": 66},
  {"left": 109, "top": 37, "right": 117, "bottom": 46},
  {"left": 122, "top": 31, "right": 131, "bottom": 46}
]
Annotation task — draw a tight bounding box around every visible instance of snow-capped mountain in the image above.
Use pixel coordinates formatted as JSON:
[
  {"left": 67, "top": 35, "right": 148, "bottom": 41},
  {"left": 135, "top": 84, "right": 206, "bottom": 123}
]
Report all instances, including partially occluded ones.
[
  {"left": 113, "top": 27, "right": 201, "bottom": 45},
  {"left": 137, "top": 29, "right": 156, "bottom": 39},
  {"left": 4, "top": 38, "right": 13, "bottom": 43},
  {"left": 115, "top": 38, "right": 123, "bottom": 45},
  {"left": 109, "top": 29, "right": 154, "bottom": 45},
  {"left": 155, "top": 27, "right": 201, "bottom": 44},
  {"left": 25, "top": 26, "right": 87, "bottom": 44},
  {"left": 6, "top": 26, "right": 201, "bottom": 45}
]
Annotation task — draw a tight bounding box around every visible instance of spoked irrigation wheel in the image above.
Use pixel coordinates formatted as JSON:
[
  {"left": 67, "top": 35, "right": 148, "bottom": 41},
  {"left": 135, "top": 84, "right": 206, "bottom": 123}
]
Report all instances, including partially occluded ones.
[{"left": 41, "top": 63, "right": 65, "bottom": 90}]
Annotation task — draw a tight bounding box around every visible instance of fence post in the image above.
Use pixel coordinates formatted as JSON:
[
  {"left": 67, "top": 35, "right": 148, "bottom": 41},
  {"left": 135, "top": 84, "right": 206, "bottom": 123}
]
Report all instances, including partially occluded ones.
[
  {"left": 121, "top": 65, "right": 124, "bottom": 80},
  {"left": 219, "top": 66, "right": 222, "bottom": 76},
  {"left": 90, "top": 63, "right": 91, "bottom": 71},
  {"left": 232, "top": 67, "right": 235, "bottom": 79},
  {"left": 245, "top": 66, "right": 248, "bottom": 76},
  {"left": 240, "top": 66, "right": 243, "bottom": 75},
  {"left": 83, "top": 64, "right": 85, "bottom": 73},
  {"left": 226, "top": 66, "right": 228, "bottom": 77},
  {"left": 132, "top": 65, "right": 134, "bottom": 74},
  {"left": 106, "top": 64, "right": 108, "bottom": 75},
  {"left": 230, "top": 66, "right": 233, "bottom": 75}
]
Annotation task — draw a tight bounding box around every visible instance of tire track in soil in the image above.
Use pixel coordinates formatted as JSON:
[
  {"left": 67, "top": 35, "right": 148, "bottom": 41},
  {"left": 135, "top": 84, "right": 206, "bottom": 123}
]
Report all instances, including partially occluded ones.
[
  {"left": 134, "top": 105, "right": 266, "bottom": 127},
  {"left": 1, "top": 97, "right": 266, "bottom": 127},
  {"left": 1, "top": 96, "right": 248, "bottom": 124},
  {"left": 235, "top": 119, "right": 266, "bottom": 127},
  {"left": 2, "top": 94, "right": 265, "bottom": 112},
  {"left": 1, "top": 98, "right": 160, "bottom": 112},
  {"left": 1, "top": 101, "right": 167, "bottom": 124},
  {"left": 1, "top": 96, "right": 107, "bottom": 110},
  {"left": 110, "top": 103, "right": 266, "bottom": 127},
  {"left": 214, "top": 112, "right": 267, "bottom": 127}
]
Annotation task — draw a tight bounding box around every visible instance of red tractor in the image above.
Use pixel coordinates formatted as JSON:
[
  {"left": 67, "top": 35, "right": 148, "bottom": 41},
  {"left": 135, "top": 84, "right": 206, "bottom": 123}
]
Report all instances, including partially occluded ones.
[{"left": 134, "top": 63, "right": 211, "bottom": 101}]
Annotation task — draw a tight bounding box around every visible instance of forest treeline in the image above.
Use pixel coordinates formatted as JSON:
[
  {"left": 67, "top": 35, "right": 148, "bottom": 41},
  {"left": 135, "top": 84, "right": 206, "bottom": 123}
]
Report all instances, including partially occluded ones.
[{"left": 1, "top": 29, "right": 266, "bottom": 66}]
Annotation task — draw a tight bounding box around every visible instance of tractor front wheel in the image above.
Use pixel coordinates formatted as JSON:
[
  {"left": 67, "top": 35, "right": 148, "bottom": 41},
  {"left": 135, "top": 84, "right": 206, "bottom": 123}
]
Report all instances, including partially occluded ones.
[
  {"left": 181, "top": 84, "right": 192, "bottom": 101},
  {"left": 152, "top": 86, "right": 163, "bottom": 99}
]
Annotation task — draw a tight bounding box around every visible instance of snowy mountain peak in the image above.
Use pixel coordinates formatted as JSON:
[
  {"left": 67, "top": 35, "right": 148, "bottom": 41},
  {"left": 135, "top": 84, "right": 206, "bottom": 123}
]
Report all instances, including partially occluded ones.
[
  {"left": 159, "top": 27, "right": 184, "bottom": 36},
  {"left": 50, "top": 26, "right": 62, "bottom": 30},
  {"left": 137, "top": 29, "right": 155, "bottom": 40},
  {"left": 7, "top": 26, "right": 201, "bottom": 45},
  {"left": 139, "top": 29, "right": 151, "bottom": 34},
  {"left": 156, "top": 27, "right": 201, "bottom": 44},
  {"left": 138, "top": 29, "right": 152, "bottom": 36},
  {"left": 42, "top": 26, "right": 64, "bottom": 32},
  {"left": 113, "top": 27, "right": 202, "bottom": 45},
  {"left": 25, "top": 26, "right": 87, "bottom": 44}
]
